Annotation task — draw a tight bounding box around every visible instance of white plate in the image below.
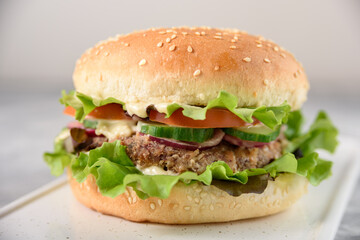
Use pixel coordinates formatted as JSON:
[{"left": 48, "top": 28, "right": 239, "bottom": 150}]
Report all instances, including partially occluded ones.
[{"left": 1, "top": 135, "right": 359, "bottom": 240}]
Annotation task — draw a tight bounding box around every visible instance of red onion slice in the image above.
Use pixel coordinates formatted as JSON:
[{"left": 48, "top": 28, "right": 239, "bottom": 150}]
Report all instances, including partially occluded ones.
[
  {"left": 67, "top": 121, "right": 83, "bottom": 129},
  {"left": 145, "top": 129, "right": 225, "bottom": 151},
  {"left": 223, "top": 134, "right": 270, "bottom": 148}
]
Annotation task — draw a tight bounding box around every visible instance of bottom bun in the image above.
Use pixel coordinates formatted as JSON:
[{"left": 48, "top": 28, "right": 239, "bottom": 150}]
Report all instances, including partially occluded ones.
[{"left": 68, "top": 170, "right": 308, "bottom": 224}]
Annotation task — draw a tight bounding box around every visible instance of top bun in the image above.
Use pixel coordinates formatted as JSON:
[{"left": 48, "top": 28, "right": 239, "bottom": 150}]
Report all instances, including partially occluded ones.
[{"left": 73, "top": 27, "right": 309, "bottom": 111}]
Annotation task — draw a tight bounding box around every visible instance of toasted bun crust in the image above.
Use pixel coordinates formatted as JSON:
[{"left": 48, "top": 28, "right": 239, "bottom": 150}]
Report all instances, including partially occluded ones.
[
  {"left": 73, "top": 27, "right": 308, "bottom": 111},
  {"left": 68, "top": 171, "right": 308, "bottom": 224}
]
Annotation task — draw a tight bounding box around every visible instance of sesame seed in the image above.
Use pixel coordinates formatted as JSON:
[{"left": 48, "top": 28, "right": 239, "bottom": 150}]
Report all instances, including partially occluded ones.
[
  {"left": 104, "top": 52, "right": 109, "bottom": 56},
  {"left": 169, "top": 45, "right": 176, "bottom": 51},
  {"left": 263, "top": 58, "right": 271, "bottom": 63},
  {"left": 273, "top": 46, "right": 279, "bottom": 52},
  {"left": 229, "top": 46, "right": 237, "bottom": 49},
  {"left": 124, "top": 43, "right": 130, "bottom": 47},
  {"left": 231, "top": 39, "right": 236, "bottom": 43},
  {"left": 255, "top": 40, "right": 262, "bottom": 44},
  {"left": 193, "top": 69, "right": 201, "bottom": 77},
  {"left": 184, "top": 206, "right": 191, "bottom": 211},
  {"left": 214, "top": 65, "right": 220, "bottom": 71},
  {"left": 201, "top": 31, "right": 206, "bottom": 36},
  {"left": 150, "top": 203, "right": 156, "bottom": 210},
  {"left": 187, "top": 195, "right": 193, "bottom": 201},
  {"left": 213, "top": 36, "right": 222, "bottom": 39},
  {"left": 166, "top": 38, "right": 171, "bottom": 43},
  {"left": 99, "top": 45, "right": 104, "bottom": 50},
  {"left": 157, "top": 42, "right": 163, "bottom": 48},
  {"left": 171, "top": 34, "right": 177, "bottom": 40},
  {"left": 139, "top": 59, "right": 147, "bottom": 66},
  {"left": 293, "top": 72, "right": 298, "bottom": 78},
  {"left": 143, "top": 33, "right": 147, "bottom": 37},
  {"left": 256, "top": 44, "right": 262, "bottom": 48},
  {"left": 267, "top": 43, "right": 272, "bottom": 47},
  {"left": 215, "top": 32, "right": 222, "bottom": 36},
  {"left": 242, "top": 57, "right": 251, "bottom": 63},
  {"left": 280, "top": 53, "right": 286, "bottom": 58},
  {"left": 210, "top": 204, "right": 214, "bottom": 211},
  {"left": 95, "top": 50, "right": 100, "bottom": 55},
  {"left": 128, "top": 197, "right": 132, "bottom": 204},
  {"left": 158, "top": 31, "right": 166, "bottom": 35},
  {"left": 234, "top": 36, "right": 239, "bottom": 40},
  {"left": 166, "top": 29, "right": 172, "bottom": 33},
  {"left": 182, "top": 32, "right": 188, "bottom": 35},
  {"left": 157, "top": 199, "right": 162, "bottom": 206},
  {"left": 263, "top": 79, "right": 269, "bottom": 85},
  {"left": 234, "top": 203, "right": 241, "bottom": 208},
  {"left": 187, "top": 46, "right": 193, "bottom": 53},
  {"left": 195, "top": 32, "right": 201, "bottom": 36}
]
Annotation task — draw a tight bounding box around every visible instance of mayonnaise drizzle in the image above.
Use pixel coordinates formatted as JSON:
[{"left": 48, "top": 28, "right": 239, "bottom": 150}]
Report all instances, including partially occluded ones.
[
  {"left": 95, "top": 119, "right": 137, "bottom": 140},
  {"left": 125, "top": 102, "right": 170, "bottom": 118},
  {"left": 137, "top": 166, "right": 178, "bottom": 176}
]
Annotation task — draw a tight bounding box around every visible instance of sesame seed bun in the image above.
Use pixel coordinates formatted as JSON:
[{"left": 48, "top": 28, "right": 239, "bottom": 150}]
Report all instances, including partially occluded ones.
[
  {"left": 73, "top": 27, "right": 309, "bottom": 111},
  {"left": 68, "top": 171, "right": 308, "bottom": 224}
]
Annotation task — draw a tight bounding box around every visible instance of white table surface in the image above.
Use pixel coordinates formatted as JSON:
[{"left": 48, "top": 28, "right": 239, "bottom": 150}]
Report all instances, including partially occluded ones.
[{"left": 0, "top": 89, "right": 359, "bottom": 239}]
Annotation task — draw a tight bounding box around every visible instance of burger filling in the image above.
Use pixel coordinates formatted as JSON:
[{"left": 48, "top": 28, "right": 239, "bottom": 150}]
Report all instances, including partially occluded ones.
[{"left": 44, "top": 90, "right": 338, "bottom": 200}]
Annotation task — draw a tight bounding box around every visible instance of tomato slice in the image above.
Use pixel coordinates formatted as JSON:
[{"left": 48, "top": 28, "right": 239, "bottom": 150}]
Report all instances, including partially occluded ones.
[
  {"left": 149, "top": 108, "right": 259, "bottom": 128},
  {"left": 64, "top": 104, "right": 259, "bottom": 128},
  {"left": 63, "top": 104, "right": 132, "bottom": 120},
  {"left": 64, "top": 106, "right": 76, "bottom": 116}
]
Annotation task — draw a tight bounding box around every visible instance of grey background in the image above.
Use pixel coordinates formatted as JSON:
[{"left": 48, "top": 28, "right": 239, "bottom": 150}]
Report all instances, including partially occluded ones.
[{"left": 0, "top": 0, "right": 359, "bottom": 239}]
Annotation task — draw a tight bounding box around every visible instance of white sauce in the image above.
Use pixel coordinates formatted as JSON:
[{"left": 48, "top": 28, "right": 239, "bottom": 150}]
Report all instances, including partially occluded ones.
[
  {"left": 125, "top": 103, "right": 149, "bottom": 118},
  {"left": 137, "top": 166, "right": 178, "bottom": 176},
  {"left": 95, "top": 119, "right": 137, "bottom": 140},
  {"left": 55, "top": 128, "right": 70, "bottom": 142},
  {"left": 153, "top": 103, "right": 169, "bottom": 114},
  {"left": 124, "top": 102, "right": 171, "bottom": 118}
]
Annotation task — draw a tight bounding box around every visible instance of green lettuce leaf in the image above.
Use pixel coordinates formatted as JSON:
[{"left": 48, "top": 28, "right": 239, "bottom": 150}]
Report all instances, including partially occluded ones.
[
  {"left": 59, "top": 91, "right": 124, "bottom": 121},
  {"left": 285, "top": 110, "right": 304, "bottom": 139},
  {"left": 285, "top": 111, "right": 338, "bottom": 155},
  {"left": 296, "top": 152, "right": 332, "bottom": 186},
  {"left": 43, "top": 129, "right": 74, "bottom": 176},
  {"left": 284, "top": 110, "right": 337, "bottom": 185},
  {"left": 60, "top": 90, "right": 290, "bottom": 129}
]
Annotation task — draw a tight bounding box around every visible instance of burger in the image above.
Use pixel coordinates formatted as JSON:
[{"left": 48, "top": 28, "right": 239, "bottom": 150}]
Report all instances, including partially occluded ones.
[{"left": 44, "top": 27, "right": 338, "bottom": 224}]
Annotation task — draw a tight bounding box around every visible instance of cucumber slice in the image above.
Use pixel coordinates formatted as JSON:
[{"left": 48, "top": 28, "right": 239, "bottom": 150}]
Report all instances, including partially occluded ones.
[
  {"left": 223, "top": 125, "right": 280, "bottom": 142},
  {"left": 139, "top": 122, "right": 214, "bottom": 143},
  {"left": 83, "top": 119, "right": 98, "bottom": 129}
]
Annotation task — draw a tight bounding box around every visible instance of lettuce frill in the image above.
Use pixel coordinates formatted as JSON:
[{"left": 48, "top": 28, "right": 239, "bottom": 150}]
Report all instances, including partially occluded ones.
[{"left": 60, "top": 91, "right": 290, "bottom": 129}]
